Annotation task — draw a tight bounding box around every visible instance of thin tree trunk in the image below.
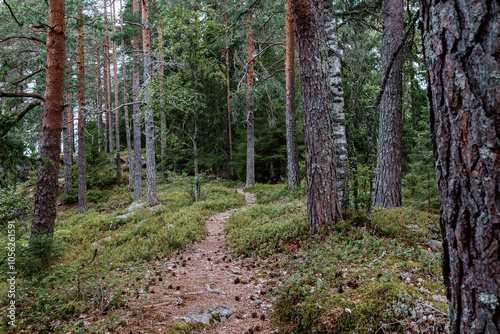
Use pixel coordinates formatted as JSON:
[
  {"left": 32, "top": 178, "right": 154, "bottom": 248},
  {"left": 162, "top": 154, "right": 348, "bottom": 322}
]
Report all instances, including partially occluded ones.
[
  {"left": 245, "top": 13, "right": 255, "bottom": 187},
  {"left": 63, "top": 93, "right": 72, "bottom": 196},
  {"left": 420, "top": 0, "right": 500, "bottom": 332},
  {"left": 97, "top": 47, "right": 104, "bottom": 152},
  {"left": 77, "top": 6, "right": 87, "bottom": 214},
  {"left": 324, "top": 7, "right": 349, "bottom": 209},
  {"left": 69, "top": 91, "right": 75, "bottom": 154},
  {"left": 158, "top": 23, "right": 167, "bottom": 182},
  {"left": 141, "top": 0, "right": 156, "bottom": 205},
  {"left": 112, "top": 2, "right": 122, "bottom": 178},
  {"left": 285, "top": 0, "right": 300, "bottom": 191},
  {"left": 291, "top": 0, "right": 342, "bottom": 234},
  {"left": 104, "top": 0, "right": 114, "bottom": 155},
  {"left": 373, "top": 0, "right": 403, "bottom": 208},
  {"left": 132, "top": 0, "right": 142, "bottom": 200},
  {"left": 120, "top": 0, "right": 133, "bottom": 191},
  {"left": 31, "top": 0, "right": 66, "bottom": 239},
  {"left": 224, "top": 0, "right": 234, "bottom": 178}
]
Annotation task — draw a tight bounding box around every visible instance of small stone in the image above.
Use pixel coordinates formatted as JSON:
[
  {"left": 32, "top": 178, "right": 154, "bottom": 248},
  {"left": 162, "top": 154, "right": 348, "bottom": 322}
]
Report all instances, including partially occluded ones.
[
  {"left": 251, "top": 312, "right": 257, "bottom": 318},
  {"left": 234, "top": 277, "right": 240, "bottom": 284},
  {"left": 235, "top": 296, "right": 240, "bottom": 301}
]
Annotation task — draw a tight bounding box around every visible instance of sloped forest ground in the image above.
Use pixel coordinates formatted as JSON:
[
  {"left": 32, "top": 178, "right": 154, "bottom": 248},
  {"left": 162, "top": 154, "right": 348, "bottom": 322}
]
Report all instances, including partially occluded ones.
[{"left": 0, "top": 177, "right": 448, "bottom": 333}]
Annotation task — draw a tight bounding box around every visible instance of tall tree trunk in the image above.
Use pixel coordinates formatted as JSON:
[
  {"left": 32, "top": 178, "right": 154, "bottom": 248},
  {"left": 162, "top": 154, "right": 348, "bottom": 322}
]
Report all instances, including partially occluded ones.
[
  {"left": 158, "top": 23, "right": 167, "bottom": 182},
  {"left": 291, "top": 0, "right": 342, "bottom": 234},
  {"left": 63, "top": 93, "right": 73, "bottom": 196},
  {"left": 373, "top": 0, "right": 403, "bottom": 208},
  {"left": 97, "top": 47, "right": 104, "bottom": 152},
  {"left": 31, "top": 0, "right": 66, "bottom": 239},
  {"left": 141, "top": 0, "right": 156, "bottom": 205},
  {"left": 245, "top": 13, "right": 255, "bottom": 187},
  {"left": 420, "top": 0, "right": 500, "bottom": 332},
  {"left": 224, "top": 0, "right": 234, "bottom": 178},
  {"left": 285, "top": 0, "right": 300, "bottom": 191},
  {"left": 324, "top": 6, "right": 349, "bottom": 209},
  {"left": 112, "top": 2, "right": 122, "bottom": 178},
  {"left": 104, "top": 0, "right": 114, "bottom": 155},
  {"left": 132, "top": 0, "right": 142, "bottom": 200},
  {"left": 121, "top": 0, "right": 133, "bottom": 191},
  {"left": 77, "top": 6, "right": 87, "bottom": 214},
  {"left": 69, "top": 91, "right": 75, "bottom": 154}
]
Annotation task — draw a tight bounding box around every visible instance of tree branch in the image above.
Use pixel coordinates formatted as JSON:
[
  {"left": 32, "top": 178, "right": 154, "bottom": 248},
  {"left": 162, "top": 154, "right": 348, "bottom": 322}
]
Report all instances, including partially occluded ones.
[
  {"left": 3, "top": 0, "right": 22, "bottom": 27},
  {"left": 0, "top": 101, "right": 42, "bottom": 138},
  {"left": 0, "top": 35, "right": 46, "bottom": 45},
  {"left": 0, "top": 90, "right": 44, "bottom": 100},
  {"left": 10, "top": 69, "right": 44, "bottom": 86}
]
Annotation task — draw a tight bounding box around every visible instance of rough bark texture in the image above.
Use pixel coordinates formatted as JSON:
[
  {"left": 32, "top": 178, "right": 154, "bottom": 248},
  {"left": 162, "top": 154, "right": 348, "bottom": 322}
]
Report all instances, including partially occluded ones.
[
  {"left": 77, "top": 7, "right": 87, "bottom": 214},
  {"left": 112, "top": 3, "right": 122, "bottom": 179},
  {"left": 291, "top": 0, "right": 342, "bottom": 233},
  {"left": 104, "top": 0, "right": 114, "bottom": 155},
  {"left": 142, "top": 0, "right": 157, "bottom": 205},
  {"left": 121, "top": 0, "right": 133, "bottom": 191},
  {"left": 324, "top": 5, "right": 349, "bottom": 208},
  {"left": 132, "top": 0, "right": 142, "bottom": 200},
  {"left": 63, "top": 94, "right": 72, "bottom": 196},
  {"left": 420, "top": 0, "right": 500, "bottom": 332},
  {"left": 31, "top": 0, "right": 66, "bottom": 239},
  {"left": 285, "top": 0, "right": 300, "bottom": 191},
  {"left": 245, "top": 13, "right": 255, "bottom": 187},
  {"left": 373, "top": 0, "right": 403, "bottom": 208}
]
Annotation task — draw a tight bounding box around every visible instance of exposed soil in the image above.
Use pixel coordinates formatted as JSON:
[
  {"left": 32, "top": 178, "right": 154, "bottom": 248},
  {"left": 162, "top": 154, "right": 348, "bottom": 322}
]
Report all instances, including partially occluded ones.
[{"left": 85, "top": 189, "right": 277, "bottom": 334}]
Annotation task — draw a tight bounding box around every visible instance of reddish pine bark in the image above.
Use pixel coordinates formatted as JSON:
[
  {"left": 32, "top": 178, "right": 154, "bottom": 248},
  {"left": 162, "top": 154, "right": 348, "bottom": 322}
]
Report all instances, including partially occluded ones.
[
  {"left": 373, "top": 0, "right": 403, "bottom": 208},
  {"left": 31, "top": 0, "right": 66, "bottom": 239},
  {"left": 245, "top": 13, "right": 255, "bottom": 187},
  {"left": 77, "top": 6, "right": 87, "bottom": 214},
  {"left": 420, "top": 0, "right": 500, "bottom": 332},
  {"left": 291, "top": 0, "right": 342, "bottom": 233},
  {"left": 132, "top": 0, "right": 142, "bottom": 200},
  {"left": 285, "top": 0, "right": 300, "bottom": 191}
]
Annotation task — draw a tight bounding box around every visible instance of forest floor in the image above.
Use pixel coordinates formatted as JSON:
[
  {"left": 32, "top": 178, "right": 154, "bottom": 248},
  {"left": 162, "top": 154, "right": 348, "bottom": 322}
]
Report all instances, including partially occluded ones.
[
  {"left": 85, "top": 189, "right": 275, "bottom": 334},
  {"left": 0, "top": 180, "right": 449, "bottom": 334}
]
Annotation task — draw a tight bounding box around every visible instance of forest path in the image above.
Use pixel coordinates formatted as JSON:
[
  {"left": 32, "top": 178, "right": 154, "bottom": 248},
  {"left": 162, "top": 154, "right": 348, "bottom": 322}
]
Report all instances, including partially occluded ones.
[{"left": 99, "top": 189, "right": 275, "bottom": 334}]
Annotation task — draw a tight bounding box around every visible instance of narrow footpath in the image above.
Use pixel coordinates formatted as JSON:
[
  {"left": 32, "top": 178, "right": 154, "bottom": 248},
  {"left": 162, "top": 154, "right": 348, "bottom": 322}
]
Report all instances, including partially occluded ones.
[{"left": 100, "top": 189, "right": 276, "bottom": 334}]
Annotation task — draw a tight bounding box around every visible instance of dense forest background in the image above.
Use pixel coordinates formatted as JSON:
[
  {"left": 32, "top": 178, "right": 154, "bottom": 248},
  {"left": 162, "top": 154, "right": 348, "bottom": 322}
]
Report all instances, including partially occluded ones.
[{"left": 0, "top": 0, "right": 438, "bottom": 213}]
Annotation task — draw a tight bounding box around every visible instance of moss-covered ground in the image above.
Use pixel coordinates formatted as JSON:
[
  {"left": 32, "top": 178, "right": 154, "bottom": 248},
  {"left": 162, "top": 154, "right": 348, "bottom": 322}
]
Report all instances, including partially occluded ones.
[
  {"left": 227, "top": 184, "right": 448, "bottom": 333},
  {"left": 0, "top": 175, "right": 244, "bottom": 333}
]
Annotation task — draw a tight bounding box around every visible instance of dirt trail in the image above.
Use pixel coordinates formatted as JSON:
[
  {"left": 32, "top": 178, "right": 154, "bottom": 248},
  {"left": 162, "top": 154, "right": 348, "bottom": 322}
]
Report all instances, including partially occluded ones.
[{"left": 100, "top": 189, "right": 276, "bottom": 334}]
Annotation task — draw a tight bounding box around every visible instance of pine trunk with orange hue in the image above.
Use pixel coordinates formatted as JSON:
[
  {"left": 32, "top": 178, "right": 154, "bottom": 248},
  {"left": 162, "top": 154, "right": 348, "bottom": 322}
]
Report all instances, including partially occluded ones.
[
  {"left": 291, "top": 0, "right": 342, "bottom": 233},
  {"left": 132, "top": 0, "right": 142, "bottom": 200},
  {"left": 285, "top": 0, "right": 300, "bottom": 191},
  {"left": 141, "top": 0, "right": 156, "bottom": 205},
  {"left": 245, "top": 13, "right": 255, "bottom": 187},
  {"left": 120, "top": 0, "right": 133, "bottom": 190},
  {"left": 112, "top": 3, "right": 122, "bottom": 178},
  {"left": 77, "top": 6, "right": 87, "bottom": 214},
  {"left": 31, "top": 0, "right": 66, "bottom": 239}
]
